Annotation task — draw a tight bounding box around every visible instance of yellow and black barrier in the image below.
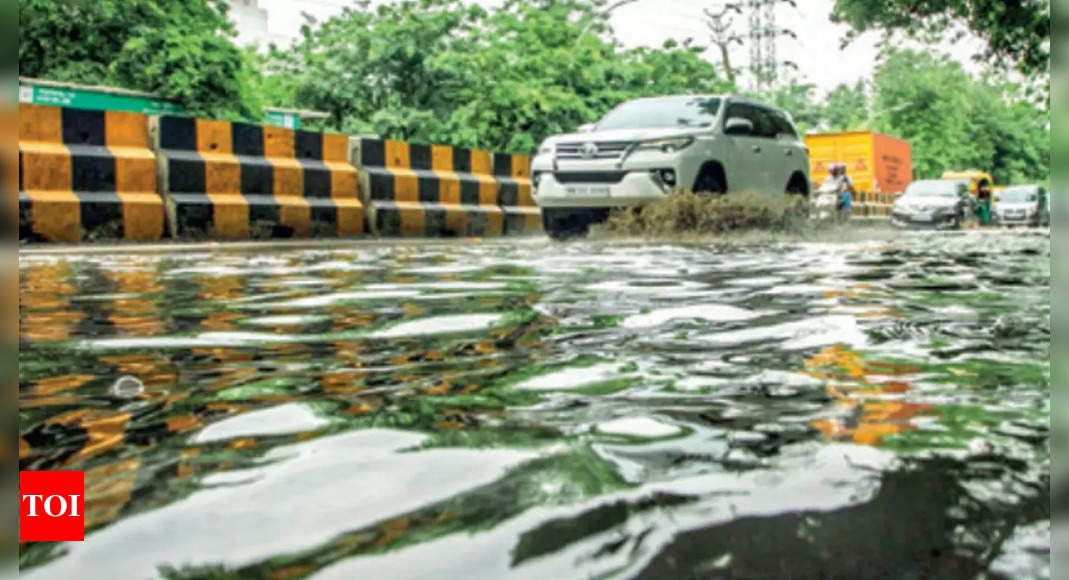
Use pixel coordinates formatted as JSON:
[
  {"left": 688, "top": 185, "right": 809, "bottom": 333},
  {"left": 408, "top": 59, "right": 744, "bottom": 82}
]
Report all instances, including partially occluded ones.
[
  {"left": 18, "top": 104, "right": 165, "bottom": 242},
  {"left": 353, "top": 138, "right": 510, "bottom": 237},
  {"left": 849, "top": 191, "right": 893, "bottom": 220},
  {"left": 493, "top": 153, "right": 542, "bottom": 234},
  {"left": 156, "top": 117, "right": 364, "bottom": 239}
]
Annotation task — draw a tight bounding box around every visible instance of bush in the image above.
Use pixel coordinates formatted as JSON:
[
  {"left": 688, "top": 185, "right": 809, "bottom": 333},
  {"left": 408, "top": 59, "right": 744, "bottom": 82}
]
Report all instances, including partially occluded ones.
[{"left": 601, "top": 191, "right": 809, "bottom": 237}]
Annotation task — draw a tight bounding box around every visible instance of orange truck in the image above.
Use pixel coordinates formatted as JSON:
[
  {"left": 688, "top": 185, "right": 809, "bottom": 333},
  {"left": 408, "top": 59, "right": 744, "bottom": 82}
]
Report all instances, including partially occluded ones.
[{"left": 805, "top": 131, "right": 913, "bottom": 194}]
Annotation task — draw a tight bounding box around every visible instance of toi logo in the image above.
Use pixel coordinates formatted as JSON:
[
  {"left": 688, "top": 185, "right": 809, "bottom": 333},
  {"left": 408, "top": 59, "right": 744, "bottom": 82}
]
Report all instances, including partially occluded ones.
[{"left": 20, "top": 471, "right": 85, "bottom": 542}]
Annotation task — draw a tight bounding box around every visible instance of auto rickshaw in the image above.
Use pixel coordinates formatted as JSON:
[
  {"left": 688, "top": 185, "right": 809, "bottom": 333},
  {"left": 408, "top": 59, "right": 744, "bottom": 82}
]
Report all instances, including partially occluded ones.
[{"left": 941, "top": 170, "right": 996, "bottom": 225}]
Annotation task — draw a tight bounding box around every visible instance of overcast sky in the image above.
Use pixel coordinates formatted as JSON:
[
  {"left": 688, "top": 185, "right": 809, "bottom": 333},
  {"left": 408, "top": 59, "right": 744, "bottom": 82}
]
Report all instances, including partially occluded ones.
[{"left": 258, "top": 0, "right": 985, "bottom": 94}]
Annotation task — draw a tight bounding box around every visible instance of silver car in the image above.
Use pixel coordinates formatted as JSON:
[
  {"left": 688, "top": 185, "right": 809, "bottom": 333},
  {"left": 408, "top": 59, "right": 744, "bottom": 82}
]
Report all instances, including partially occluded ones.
[
  {"left": 996, "top": 185, "right": 1050, "bottom": 227},
  {"left": 531, "top": 95, "right": 811, "bottom": 237},
  {"left": 891, "top": 180, "right": 973, "bottom": 229}
]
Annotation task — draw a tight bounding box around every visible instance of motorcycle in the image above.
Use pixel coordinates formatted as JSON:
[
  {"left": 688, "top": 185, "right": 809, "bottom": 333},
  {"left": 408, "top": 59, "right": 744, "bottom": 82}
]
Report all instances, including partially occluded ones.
[{"left": 810, "top": 178, "right": 845, "bottom": 223}]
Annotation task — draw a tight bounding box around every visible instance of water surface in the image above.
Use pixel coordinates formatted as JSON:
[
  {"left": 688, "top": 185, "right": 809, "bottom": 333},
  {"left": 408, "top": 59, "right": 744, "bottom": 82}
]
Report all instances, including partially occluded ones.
[{"left": 19, "top": 231, "right": 1050, "bottom": 579}]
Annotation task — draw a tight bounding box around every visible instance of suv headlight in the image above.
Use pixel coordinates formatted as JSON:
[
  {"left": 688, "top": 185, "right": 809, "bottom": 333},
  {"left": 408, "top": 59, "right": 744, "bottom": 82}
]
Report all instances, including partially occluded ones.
[
  {"left": 538, "top": 142, "right": 555, "bottom": 156},
  {"left": 636, "top": 137, "right": 695, "bottom": 153}
]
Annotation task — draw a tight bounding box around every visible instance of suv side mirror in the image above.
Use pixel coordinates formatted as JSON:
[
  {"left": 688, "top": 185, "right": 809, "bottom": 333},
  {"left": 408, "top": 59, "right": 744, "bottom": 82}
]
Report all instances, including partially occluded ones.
[
  {"left": 577, "top": 123, "right": 595, "bottom": 133},
  {"left": 724, "top": 117, "right": 754, "bottom": 136}
]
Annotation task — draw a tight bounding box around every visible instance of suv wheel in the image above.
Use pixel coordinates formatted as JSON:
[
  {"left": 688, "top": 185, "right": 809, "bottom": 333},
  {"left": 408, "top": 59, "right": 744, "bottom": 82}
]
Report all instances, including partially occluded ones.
[
  {"left": 785, "top": 177, "right": 808, "bottom": 197},
  {"left": 693, "top": 168, "right": 726, "bottom": 195},
  {"left": 542, "top": 208, "right": 607, "bottom": 240}
]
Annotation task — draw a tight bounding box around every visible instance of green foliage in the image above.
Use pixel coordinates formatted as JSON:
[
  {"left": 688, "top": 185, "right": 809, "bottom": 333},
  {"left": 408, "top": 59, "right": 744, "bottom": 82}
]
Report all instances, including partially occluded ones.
[
  {"left": 752, "top": 80, "right": 823, "bottom": 135},
  {"left": 277, "top": 0, "right": 730, "bottom": 152},
  {"left": 831, "top": 0, "right": 1050, "bottom": 82},
  {"left": 871, "top": 49, "right": 1049, "bottom": 184},
  {"left": 19, "top": 0, "right": 260, "bottom": 120},
  {"left": 822, "top": 81, "right": 870, "bottom": 131},
  {"left": 18, "top": 0, "right": 1050, "bottom": 184}
]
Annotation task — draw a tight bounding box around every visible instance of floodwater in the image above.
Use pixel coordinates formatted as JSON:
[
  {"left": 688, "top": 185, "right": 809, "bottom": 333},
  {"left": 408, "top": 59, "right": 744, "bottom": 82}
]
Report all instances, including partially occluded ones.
[{"left": 19, "top": 230, "right": 1050, "bottom": 579}]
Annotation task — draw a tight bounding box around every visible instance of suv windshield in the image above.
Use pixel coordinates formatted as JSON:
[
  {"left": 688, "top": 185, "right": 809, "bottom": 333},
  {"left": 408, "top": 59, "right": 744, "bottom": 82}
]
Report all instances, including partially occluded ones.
[
  {"left": 596, "top": 97, "right": 722, "bottom": 131},
  {"left": 1000, "top": 187, "right": 1038, "bottom": 203},
  {"left": 905, "top": 181, "right": 960, "bottom": 198}
]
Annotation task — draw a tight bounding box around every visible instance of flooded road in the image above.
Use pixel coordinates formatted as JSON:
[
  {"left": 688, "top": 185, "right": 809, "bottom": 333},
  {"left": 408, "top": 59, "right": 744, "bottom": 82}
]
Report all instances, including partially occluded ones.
[{"left": 19, "top": 230, "right": 1050, "bottom": 579}]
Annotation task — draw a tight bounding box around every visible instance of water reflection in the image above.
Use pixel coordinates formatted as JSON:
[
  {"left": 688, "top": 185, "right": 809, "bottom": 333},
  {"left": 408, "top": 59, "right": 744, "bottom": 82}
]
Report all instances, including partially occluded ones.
[
  {"left": 19, "top": 231, "right": 1050, "bottom": 578},
  {"left": 806, "top": 345, "right": 933, "bottom": 446}
]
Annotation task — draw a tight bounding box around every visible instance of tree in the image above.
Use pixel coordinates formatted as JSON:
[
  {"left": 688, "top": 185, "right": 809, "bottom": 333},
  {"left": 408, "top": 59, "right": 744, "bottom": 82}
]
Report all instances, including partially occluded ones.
[
  {"left": 703, "top": 4, "right": 744, "bottom": 88},
  {"left": 438, "top": 0, "right": 729, "bottom": 151},
  {"left": 19, "top": 0, "right": 258, "bottom": 119},
  {"left": 280, "top": 0, "right": 729, "bottom": 152},
  {"left": 831, "top": 0, "right": 1050, "bottom": 81},
  {"left": 822, "top": 81, "right": 869, "bottom": 131},
  {"left": 752, "top": 79, "right": 822, "bottom": 135},
  {"left": 282, "top": 0, "right": 479, "bottom": 142},
  {"left": 871, "top": 49, "right": 1048, "bottom": 183}
]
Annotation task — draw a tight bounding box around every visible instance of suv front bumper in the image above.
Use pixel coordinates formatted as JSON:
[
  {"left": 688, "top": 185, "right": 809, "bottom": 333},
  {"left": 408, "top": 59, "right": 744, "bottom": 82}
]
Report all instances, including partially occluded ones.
[
  {"left": 533, "top": 170, "right": 672, "bottom": 208},
  {"left": 531, "top": 151, "right": 687, "bottom": 208}
]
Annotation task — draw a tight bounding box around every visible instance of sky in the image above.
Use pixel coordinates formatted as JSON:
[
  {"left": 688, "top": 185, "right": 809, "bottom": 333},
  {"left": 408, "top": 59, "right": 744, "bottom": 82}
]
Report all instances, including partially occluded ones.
[{"left": 257, "top": 0, "right": 986, "bottom": 95}]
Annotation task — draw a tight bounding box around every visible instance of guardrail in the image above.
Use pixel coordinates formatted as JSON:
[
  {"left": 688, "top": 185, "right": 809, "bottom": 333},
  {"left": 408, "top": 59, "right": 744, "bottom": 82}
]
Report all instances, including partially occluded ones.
[
  {"left": 19, "top": 104, "right": 542, "bottom": 243},
  {"left": 155, "top": 117, "right": 364, "bottom": 239},
  {"left": 352, "top": 139, "right": 506, "bottom": 237},
  {"left": 18, "top": 104, "right": 165, "bottom": 242},
  {"left": 493, "top": 153, "right": 541, "bottom": 234},
  {"left": 852, "top": 191, "right": 895, "bottom": 220}
]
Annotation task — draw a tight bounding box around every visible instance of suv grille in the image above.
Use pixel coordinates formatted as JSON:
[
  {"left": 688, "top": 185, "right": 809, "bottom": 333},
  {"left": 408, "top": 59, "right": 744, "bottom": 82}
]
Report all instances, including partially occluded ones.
[
  {"left": 554, "top": 171, "right": 628, "bottom": 184},
  {"left": 555, "top": 141, "right": 632, "bottom": 160}
]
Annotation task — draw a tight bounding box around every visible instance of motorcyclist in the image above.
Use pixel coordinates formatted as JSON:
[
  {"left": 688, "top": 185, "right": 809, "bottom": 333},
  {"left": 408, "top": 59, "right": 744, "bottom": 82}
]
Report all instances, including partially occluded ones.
[{"left": 828, "top": 163, "right": 856, "bottom": 220}]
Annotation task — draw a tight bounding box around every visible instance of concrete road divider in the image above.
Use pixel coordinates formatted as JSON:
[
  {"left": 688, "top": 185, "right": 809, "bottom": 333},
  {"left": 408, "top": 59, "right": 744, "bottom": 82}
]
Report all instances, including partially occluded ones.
[
  {"left": 850, "top": 191, "right": 892, "bottom": 220},
  {"left": 19, "top": 104, "right": 164, "bottom": 242},
  {"left": 155, "top": 117, "right": 364, "bottom": 239},
  {"left": 353, "top": 138, "right": 510, "bottom": 237},
  {"left": 493, "top": 153, "right": 542, "bottom": 234}
]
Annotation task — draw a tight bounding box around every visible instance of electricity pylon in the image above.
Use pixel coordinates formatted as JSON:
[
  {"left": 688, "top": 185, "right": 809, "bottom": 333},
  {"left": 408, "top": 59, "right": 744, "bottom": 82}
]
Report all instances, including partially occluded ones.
[{"left": 744, "top": 0, "right": 798, "bottom": 91}]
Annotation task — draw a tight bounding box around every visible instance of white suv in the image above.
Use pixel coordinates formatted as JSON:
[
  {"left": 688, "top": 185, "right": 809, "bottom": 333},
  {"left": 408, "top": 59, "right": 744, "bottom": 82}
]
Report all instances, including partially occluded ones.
[{"left": 532, "top": 94, "right": 810, "bottom": 237}]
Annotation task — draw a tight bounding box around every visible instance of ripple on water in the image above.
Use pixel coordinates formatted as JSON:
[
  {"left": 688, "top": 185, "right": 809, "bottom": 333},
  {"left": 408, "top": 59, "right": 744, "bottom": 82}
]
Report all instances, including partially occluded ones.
[
  {"left": 23, "top": 430, "right": 537, "bottom": 579},
  {"left": 76, "top": 331, "right": 304, "bottom": 351},
  {"left": 241, "top": 314, "right": 332, "bottom": 327},
  {"left": 692, "top": 315, "right": 869, "bottom": 350},
  {"left": 249, "top": 290, "right": 422, "bottom": 310},
  {"left": 308, "top": 443, "right": 896, "bottom": 580},
  {"left": 367, "top": 313, "right": 510, "bottom": 339},
  {"left": 192, "top": 403, "right": 331, "bottom": 444},
  {"left": 595, "top": 416, "right": 683, "bottom": 439},
  {"left": 621, "top": 304, "right": 760, "bottom": 329},
  {"left": 513, "top": 362, "right": 637, "bottom": 392},
  {"left": 584, "top": 279, "right": 710, "bottom": 297}
]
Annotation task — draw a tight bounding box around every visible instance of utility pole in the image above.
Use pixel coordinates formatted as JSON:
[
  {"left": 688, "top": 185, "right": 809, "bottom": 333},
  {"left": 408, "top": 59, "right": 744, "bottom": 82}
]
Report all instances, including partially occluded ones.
[
  {"left": 703, "top": 3, "right": 744, "bottom": 87},
  {"left": 744, "top": 0, "right": 798, "bottom": 92}
]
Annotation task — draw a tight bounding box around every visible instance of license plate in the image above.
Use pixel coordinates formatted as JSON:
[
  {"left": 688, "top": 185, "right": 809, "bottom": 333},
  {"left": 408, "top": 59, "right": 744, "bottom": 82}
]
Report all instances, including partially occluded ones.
[
  {"left": 913, "top": 213, "right": 932, "bottom": 222},
  {"left": 565, "top": 186, "right": 611, "bottom": 196}
]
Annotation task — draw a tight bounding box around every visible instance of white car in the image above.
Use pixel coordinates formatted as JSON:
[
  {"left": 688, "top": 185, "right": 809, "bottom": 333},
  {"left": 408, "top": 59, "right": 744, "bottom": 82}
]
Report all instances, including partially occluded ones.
[
  {"left": 996, "top": 185, "right": 1050, "bottom": 227},
  {"left": 531, "top": 95, "right": 811, "bottom": 238}
]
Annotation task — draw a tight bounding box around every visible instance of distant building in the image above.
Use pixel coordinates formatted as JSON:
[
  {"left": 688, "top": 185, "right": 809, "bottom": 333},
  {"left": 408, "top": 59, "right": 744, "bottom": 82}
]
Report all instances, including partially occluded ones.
[{"left": 225, "top": 0, "right": 270, "bottom": 49}]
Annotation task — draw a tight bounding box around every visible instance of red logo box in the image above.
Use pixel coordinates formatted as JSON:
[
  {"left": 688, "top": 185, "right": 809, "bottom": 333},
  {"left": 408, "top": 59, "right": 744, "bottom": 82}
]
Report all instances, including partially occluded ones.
[{"left": 20, "top": 471, "right": 84, "bottom": 542}]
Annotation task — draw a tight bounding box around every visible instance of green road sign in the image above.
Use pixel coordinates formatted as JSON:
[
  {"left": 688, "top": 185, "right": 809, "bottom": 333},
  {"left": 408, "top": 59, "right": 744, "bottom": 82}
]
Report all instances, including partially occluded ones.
[
  {"left": 265, "top": 110, "right": 300, "bottom": 130},
  {"left": 20, "top": 80, "right": 320, "bottom": 130},
  {"left": 19, "top": 83, "right": 185, "bottom": 115}
]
